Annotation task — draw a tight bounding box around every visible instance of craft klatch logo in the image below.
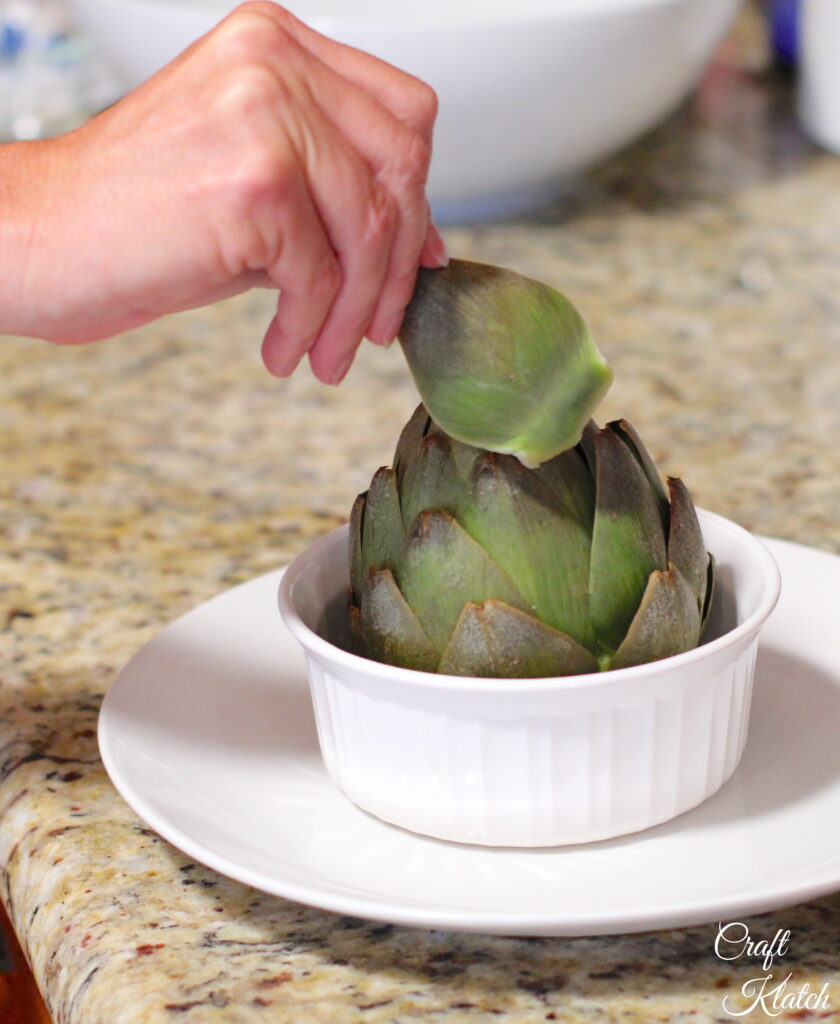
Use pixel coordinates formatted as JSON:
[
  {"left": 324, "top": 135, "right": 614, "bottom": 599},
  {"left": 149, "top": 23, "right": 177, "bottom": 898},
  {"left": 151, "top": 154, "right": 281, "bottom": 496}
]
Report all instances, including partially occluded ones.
[{"left": 714, "top": 921, "right": 831, "bottom": 1017}]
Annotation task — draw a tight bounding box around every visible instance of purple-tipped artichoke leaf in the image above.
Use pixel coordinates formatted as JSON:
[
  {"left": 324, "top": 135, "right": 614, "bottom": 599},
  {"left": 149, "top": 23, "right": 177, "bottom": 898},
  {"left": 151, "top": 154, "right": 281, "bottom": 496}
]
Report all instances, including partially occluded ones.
[
  {"left": 610, "top": 419, "right": 669, "bottom": 525},
  {"left": 400, "top": 510, "right": 528, "bottom": 650},
  {"left": 667, "top": 476, "right": 709, "bottom": 613},
  {"left": 349, "top": 491, "right": 367, "bottom": 599},
  {"left": 360, "top": 569, "right": 438, "bottom": 671},
  {"left": 578, "top": 419, "right": 599, "bottom": 476},
  {"left": 438, "top": 600, "right": 599, "bottom": 678},
  {"left": 398, "top": 260, "right": 612, "bottom": 466},
  {"left": 589, "top": 425, "right": 669, "bottom": 653},
  {"left": 611, "top": 564, "right": 701, "bottom": 670},
  {"left": 700, "top": 553, "right": 716, "bottom": 636}
]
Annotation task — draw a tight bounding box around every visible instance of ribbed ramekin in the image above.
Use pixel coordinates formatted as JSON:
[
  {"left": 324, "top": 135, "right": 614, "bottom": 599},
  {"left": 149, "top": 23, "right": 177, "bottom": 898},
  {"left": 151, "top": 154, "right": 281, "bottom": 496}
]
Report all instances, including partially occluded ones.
[{"left": 278, "top": 509, "right": 780, "bottom": 847}]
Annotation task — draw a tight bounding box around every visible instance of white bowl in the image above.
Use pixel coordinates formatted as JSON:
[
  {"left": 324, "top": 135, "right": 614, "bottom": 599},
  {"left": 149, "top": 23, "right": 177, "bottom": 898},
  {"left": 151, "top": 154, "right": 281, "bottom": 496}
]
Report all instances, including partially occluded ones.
[
  {"left": 279, "top": 509, "right": 781, "bottom": 847},
  {"left": 68, "top": 0, "right": 739, "bottom": 221}
]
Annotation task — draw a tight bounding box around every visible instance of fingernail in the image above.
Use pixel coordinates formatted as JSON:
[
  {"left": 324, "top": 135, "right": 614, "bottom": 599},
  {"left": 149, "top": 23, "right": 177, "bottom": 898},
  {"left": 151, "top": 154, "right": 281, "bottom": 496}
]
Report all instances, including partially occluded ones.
[
  {"left": 367, "top": 313, "right": 402, "bottom": 348},
  {"left": 428, "top": 223, "right": 449, "bottom": 267},
  {"left": 330, "top": 352, "right": 355, "bottom": 385},
  {"left": 262, "top": 321, "right": 303, "bottom": 378},
  {"left": 273, "top": 356, "right": 301, "bottom": 378},
  {"left": 365, "top": 329, "right": 391, "bottom": 348}
]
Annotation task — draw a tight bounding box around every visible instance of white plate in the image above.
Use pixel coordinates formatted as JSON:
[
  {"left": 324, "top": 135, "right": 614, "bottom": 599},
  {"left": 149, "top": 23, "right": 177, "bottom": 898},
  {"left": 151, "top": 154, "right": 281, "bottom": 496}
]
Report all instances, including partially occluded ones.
[{"left": 98, "top": 537, "right": 840, "bottom": 937}]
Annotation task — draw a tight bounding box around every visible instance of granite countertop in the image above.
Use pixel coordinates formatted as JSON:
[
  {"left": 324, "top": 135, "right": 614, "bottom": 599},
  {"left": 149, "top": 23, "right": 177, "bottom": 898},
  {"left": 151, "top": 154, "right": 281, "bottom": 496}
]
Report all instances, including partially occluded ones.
[{"left": 2, "top": 11, "right": 840, "bottom": 1024}]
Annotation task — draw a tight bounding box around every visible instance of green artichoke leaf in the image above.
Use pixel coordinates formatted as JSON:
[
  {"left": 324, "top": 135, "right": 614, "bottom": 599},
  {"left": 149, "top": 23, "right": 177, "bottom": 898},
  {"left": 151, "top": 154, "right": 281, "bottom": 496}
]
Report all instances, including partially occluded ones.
[
  {"left": 393, "top": 403, "right": 431, "bottom": 487},
  {"left": 398, "top": 260, "right": 613, "bottom": 467},
  {"left": 458, "top": 451, "right": 594, "bottom": 647},
  {"left": 610, "top": 563, "right": 701, "bottom": 670},
  {"left": 425, "top": 416, "right": 482, "bottom": 482},
  {"left": 360, "top": 568, "right": 438, "bottom": 672},
  {"left": 399, "top": 509, "right": 529, "bottom": 651},
  {"left": 533, "top": 444, "right": 596, "bottom": 533},
  {"left": 438, "top": 599, "right": 599, "bottom": 678},
  {"left": 359, "top": 467, "right": 404, "bottom": 579},
  {"left": 588, "top": 424, "right": 669, "bottom": 654},
  {"left": 666, "top": 476, "right": 709, "bottom": 614},
  {"left": 398, "top": 431, "right": 464, "bottom": 531}
]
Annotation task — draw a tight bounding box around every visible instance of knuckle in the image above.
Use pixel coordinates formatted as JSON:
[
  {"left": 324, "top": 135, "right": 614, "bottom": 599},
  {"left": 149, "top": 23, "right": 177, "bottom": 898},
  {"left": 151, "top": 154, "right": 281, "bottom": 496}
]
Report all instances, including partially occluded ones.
[
  {"left": 409, "top": 79, "right": 439, "bottom": 130},
  {"left": 309, "top": 255, "right": 342, "bottom": 304},
  {"left": 214, "top": 5, "right": 294, "bottom": 64},
  {"left": 218, "top": 64, "right": 283, "bottom": 121},
  {"left": 389, "top": 262, "right": 422, "bottom": 296},
  {"left": 223, "top": 135, "right": 296, "bottom": 228},
  {"left": 403, "top": 129, "right": 433, "bottom": 179},
  {"left": 362, "top": 188, "right": 398, "bottom": 246},
  {"left": 231, "top": 1, "right": 284, "bottom": 19},
  {"left": 234, "top": 149, "right": 290, "bottom": 214},
  {"left": 385, "top": 129, "right": 432, "bottom": 194}
]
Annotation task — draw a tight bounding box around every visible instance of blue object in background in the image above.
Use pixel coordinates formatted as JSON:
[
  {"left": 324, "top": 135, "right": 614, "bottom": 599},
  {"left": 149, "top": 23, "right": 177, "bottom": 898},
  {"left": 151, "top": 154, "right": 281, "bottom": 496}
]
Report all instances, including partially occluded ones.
[
  {"left": 0, "top": 0, "right": 121, "bottom": 141},
  {"left": 770, "top": 0, "right": 799, "bottom": 64},
  {"left": 1, "top": 20, "right": 26, "bottom": 59}
]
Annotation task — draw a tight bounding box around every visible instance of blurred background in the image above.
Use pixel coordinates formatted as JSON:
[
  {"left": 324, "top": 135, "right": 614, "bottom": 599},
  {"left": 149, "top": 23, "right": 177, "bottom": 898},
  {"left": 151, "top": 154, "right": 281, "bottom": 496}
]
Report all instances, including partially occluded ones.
[
  {"left": 0, "top": 0, "right": 120, "bottom": 141},
  {"left": 0, "top": 0, "right": 825, "bottom": 223}
]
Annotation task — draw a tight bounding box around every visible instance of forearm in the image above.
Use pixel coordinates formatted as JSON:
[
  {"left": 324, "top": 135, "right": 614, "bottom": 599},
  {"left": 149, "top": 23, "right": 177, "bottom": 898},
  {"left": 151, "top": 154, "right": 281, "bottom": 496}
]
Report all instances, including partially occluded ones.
[
  {"left": 0, "top": 128, "right": 154, "bottom": 345},
  {"left": 0, "top": 139, "right": 54, "bottom": 339}
]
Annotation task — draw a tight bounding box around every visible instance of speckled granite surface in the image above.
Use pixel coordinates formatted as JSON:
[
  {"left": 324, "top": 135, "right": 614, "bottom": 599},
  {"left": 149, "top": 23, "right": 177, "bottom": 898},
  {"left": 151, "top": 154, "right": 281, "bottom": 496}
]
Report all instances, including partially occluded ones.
[{"left": 2, "top": 14, "right": 840, "bottom": 1024}]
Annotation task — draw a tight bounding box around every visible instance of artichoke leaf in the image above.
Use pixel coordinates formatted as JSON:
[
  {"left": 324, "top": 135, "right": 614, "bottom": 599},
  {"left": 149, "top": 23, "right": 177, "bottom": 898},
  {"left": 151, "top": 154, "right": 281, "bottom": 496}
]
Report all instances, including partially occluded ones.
[
  {"left": 425, "top": 416, "right": 482, "bottom": 482},
  {"left": 398, "top": 431, "right": 464, "bottom": 531},
  {"left": 666, "top": 476, "right": 709, "bottom": 613},
  {"left": 577, "top": 419, "right": 599, "bottom": 477},
  {"left": 360, "top": 568, "right": 438, "bottom": 672},
  {"left": 458, "top": 451, "right": 593, "bottom": 646},
  {"left": 700, "top": 552, "right": 716, "bottom": 636},
  {"left": 398, "top": 260, "right": 612, "bottom": 466},
  {"left": 610, "top": 563, "right": 701, "bottom": 670},
  {"left": 400, "top": 509, "right": 529, "bottom": 650},
  {"left": 361, "top": 467, "right": 404, "bottom": 578},
  {"left": 393, "top": 403, "right": 431, "bottom": 486},
  {"left": 438, "top": 599, "right": 599, "bottom": 678},
  {"left": 349, "top": 491, "right": 367, "bottom": 599},
  {"left": 610, "top": 419, "right": 669, "bottom": 525},
  {"left": 533, "top": 444, "right": 596, "bottom": 532},
  {"left": 589, "top": 424, "right": 669, "bottom": 653}
]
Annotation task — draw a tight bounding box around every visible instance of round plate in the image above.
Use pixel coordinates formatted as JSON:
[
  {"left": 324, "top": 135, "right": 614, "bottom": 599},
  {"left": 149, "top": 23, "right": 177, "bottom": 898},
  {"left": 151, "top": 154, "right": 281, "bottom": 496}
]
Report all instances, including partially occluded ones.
[{"left": 98, "top": 537, "right": 840, "bottom": 936}]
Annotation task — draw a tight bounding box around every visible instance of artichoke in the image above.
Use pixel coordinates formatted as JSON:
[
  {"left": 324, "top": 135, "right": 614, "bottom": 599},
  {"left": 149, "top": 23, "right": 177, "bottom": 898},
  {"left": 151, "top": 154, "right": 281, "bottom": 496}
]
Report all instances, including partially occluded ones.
[
  {"left": 349, "top": 405, "right": 714, "bottom": 677},
  {"left": 399, "top": 260, "right": 613, "bottom": 467}
]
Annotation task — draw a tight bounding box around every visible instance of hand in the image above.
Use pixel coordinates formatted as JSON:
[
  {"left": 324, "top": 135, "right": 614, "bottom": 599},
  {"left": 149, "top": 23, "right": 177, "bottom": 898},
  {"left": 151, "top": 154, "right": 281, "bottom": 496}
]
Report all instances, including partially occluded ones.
[{"left": 0, "top": 1, "right": 446, "bottom": 383}]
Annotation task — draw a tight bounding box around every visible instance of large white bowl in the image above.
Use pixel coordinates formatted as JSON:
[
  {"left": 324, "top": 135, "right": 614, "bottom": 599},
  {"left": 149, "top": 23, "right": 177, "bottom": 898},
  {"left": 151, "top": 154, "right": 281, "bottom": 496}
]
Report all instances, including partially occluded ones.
[
  {"left": 68, "top": 0, "right": 739, "bottom": 221},
  {"left": 279, "top": 509, "right": 781, "bottom": 847}
]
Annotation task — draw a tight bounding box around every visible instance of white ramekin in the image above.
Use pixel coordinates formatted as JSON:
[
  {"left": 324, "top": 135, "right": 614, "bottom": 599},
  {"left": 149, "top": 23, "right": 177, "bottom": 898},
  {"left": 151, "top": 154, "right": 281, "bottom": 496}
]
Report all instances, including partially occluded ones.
[{"left": 278, "top": 509, "right": 780, "bottom": 847}]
